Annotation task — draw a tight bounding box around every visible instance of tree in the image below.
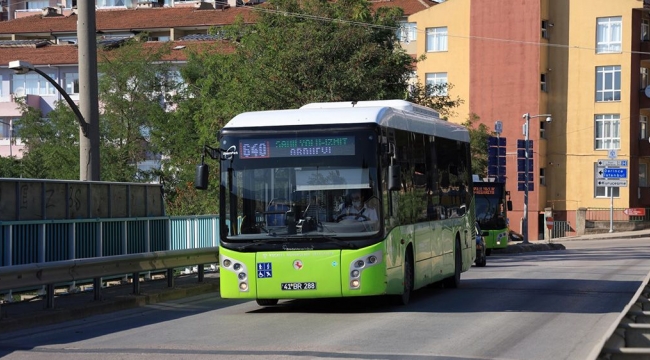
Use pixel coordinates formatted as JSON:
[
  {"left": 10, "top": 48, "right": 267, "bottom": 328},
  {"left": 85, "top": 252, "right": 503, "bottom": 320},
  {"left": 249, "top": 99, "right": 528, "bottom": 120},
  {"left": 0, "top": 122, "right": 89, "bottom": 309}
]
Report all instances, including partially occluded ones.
[
  {"left": 406, "top": 79, "right": 464, "bottom": 120},
  {"left": 13, "top": 36, "right": 180, "bottom": 183},
  {"left": 163, "top": 0, "right": 418, "bottom": 215},
  {"left": 14, "top": 98, "right": 80, "bottom": 179},
  {"left": 462, "top": 113, "right": 493, "bottom": 177}
]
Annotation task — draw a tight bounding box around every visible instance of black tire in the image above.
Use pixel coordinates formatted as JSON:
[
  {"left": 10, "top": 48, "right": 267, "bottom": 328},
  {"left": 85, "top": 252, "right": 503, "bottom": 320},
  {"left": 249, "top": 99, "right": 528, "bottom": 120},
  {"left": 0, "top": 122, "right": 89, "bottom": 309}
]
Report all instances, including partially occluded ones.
[
  {"left": 394, "top": 251, "right": 414, "bottom": 305},
  {"left": 475, "top": 249, "right": 487, "bottom": 267},
  {"left": 443, "top": 239, "right": 462, "bottom": 288},
  {"left": 256, "top": 299, "right": 279, "bottom": 306},
  {"left": 486, "top": 248, "right": 492, "bottom": 256}
]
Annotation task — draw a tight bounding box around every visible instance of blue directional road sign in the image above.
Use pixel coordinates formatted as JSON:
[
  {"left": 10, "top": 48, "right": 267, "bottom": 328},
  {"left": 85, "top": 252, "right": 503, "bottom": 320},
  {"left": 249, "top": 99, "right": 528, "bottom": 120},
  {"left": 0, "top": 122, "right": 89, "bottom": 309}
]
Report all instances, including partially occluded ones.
[{"left": 603, "top": 168, "right": 628, "bottom": 179}]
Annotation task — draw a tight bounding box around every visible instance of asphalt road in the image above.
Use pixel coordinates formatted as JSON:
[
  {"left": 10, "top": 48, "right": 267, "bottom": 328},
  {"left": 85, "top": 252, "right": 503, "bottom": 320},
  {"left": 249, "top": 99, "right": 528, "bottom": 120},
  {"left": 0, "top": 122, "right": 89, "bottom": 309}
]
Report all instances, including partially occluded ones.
[{"left": 1, "top": 238, "right": 649, "bottom": 360}]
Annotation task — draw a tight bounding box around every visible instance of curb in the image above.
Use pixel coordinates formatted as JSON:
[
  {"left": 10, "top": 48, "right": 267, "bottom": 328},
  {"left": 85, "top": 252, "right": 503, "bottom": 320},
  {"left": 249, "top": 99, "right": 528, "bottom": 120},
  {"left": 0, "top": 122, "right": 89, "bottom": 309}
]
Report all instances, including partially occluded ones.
[{"left": 492, "top": 242, "right": 566, "bottom": 254}]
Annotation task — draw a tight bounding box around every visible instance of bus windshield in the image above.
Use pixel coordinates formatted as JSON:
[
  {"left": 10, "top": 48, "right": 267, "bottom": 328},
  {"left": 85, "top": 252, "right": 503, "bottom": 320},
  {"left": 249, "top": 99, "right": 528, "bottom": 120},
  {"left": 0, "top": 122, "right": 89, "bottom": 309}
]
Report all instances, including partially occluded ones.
[
  {"left": 219, "top": 131, "right": 380, "bottom": 241},
  {"left": 474, "top": 183, "right": 507, "bottom": 230}
]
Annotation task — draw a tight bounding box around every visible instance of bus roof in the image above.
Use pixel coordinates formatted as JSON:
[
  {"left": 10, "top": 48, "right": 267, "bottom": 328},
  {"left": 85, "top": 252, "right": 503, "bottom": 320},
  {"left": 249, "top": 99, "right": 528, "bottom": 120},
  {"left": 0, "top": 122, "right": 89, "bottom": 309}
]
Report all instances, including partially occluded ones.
[{"left": 223, "top": 101, "right": 469, "bottom": 142}]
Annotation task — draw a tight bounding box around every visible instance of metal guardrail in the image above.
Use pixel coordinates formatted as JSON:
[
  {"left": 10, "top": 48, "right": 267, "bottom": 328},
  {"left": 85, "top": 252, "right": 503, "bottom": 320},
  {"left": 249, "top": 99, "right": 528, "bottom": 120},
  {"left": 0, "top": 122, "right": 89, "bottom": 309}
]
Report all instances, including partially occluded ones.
[
  {"left": 0, "top": 247, "right": 219, "bottom": 292},
  {"left": 594, "top": 270, "right": 650, "bottom": 359},
  {"left": 0, "top": 215, "right": 222, "bottom": 308},
  {"left": 0, "top": 247, "right": 220, "bottom": 310}
]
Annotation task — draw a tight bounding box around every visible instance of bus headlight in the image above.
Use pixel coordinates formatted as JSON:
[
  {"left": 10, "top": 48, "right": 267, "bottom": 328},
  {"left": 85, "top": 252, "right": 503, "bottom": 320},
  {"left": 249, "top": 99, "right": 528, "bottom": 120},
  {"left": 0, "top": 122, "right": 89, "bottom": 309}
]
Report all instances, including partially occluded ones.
[
  {"left": 233, "top": 263, "right": 242, "bottom": 271},
  {"left": 351, "top": 270, "right": 360, "bottom": 278},
  {"left": 367, "top": 255, "right": 377, "bottom": 264},
  {"left": 239, "top": 282, "right": 248, "bottom": 291},
  {"left": 350, "top": 279, "right": 360, "bottom": 288},
  {"left": 355, "top": 260, "right": 365, "bottom": 268},
  {"left": 238, "top": 272, "right": 247, "bottom": 280},
  {"left": 223, "top": 259, "right": 232, "bottom": 268}
]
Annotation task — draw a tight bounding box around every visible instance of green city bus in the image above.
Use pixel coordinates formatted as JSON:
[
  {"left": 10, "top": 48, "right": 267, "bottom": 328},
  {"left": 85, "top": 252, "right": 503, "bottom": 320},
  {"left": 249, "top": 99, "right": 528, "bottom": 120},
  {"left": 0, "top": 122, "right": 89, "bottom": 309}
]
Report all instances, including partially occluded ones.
[
  {"left": 473, "top": 181, "right": 512, "bottom": 255},
  {"left": 195, "top": 100, "right": 475, "bottom": 306}
]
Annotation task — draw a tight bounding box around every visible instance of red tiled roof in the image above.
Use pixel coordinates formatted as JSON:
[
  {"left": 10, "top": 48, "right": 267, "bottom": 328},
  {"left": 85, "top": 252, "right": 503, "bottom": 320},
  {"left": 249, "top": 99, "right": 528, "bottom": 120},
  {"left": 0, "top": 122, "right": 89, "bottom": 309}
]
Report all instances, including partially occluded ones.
[
  {"left": 0, "top": 2, "right": 431, "bottom": 36},
  {"left": 0, "top": 40, "right": 234, "bottom": 67},
  {"left": 0, "top": 6, "right": 257, "bottom": 35},
  {"left": 369, "top": 0, "right": 433, "bottom": 16}
]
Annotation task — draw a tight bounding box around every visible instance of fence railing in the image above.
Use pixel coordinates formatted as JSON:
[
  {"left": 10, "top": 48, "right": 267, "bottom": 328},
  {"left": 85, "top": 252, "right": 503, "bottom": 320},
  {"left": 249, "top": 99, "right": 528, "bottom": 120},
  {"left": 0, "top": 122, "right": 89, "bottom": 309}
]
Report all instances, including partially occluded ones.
[
  {"left": 0, "top": 215, "right": 222, "bottom": 309},
  {"left": 586, "top": 208, "right": 650, "bottom": 222},
  {"left": 1, "top": 215, "right": 221, "bottom": 268}
]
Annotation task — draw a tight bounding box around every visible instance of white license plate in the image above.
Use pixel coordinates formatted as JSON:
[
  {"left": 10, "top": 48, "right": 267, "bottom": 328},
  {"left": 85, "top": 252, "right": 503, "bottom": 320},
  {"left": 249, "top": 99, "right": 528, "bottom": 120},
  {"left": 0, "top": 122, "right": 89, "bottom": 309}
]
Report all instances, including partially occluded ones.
[{"left": 281, "top": 282, "right": 316, "bottom": 291}]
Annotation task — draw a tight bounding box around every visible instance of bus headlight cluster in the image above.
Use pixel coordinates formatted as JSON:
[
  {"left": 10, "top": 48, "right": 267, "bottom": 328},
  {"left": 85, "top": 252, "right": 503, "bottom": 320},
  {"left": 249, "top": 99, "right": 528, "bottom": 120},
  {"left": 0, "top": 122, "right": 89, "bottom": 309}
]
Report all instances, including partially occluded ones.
[
  {"left": 348, "top": 250, "right": 382, "bottom": 290},
  {"left": 221, "top": 255, "right": 249, "bottom": 292}
]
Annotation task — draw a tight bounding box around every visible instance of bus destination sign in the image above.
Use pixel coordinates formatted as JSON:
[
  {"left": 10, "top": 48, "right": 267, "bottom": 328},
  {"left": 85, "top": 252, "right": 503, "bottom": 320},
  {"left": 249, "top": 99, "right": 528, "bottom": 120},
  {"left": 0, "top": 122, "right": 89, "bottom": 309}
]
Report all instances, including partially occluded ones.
[{"left": 239, "top": 136, "right": 355, "bottom": 159}]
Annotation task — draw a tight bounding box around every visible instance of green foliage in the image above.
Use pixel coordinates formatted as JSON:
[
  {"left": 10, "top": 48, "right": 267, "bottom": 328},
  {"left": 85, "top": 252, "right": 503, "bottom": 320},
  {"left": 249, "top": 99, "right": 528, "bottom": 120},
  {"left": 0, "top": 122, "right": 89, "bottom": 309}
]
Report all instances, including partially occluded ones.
[
  {"left": 0, "top": 157, "right": 23, "bottom": 178},
  {"left": 14, "top": 98, "right": 80, "bottom": 179},
  {"left": 462, "top": 113, "right": 493, "bottom": 177},
  {"left": 405, "top": 78, "right": 464, "bottom": 120},
  {"left": 97, "top": 36, "right": 179, "bottom": 182},
  {"left": 11, "top": 38, "right": 179, "bottom": 184},
  {"left": 168, "top": 0, "right": 417, "bottom": 215},
  {"left": 5, "top": 1, "right": 470, "bottom": 216}
]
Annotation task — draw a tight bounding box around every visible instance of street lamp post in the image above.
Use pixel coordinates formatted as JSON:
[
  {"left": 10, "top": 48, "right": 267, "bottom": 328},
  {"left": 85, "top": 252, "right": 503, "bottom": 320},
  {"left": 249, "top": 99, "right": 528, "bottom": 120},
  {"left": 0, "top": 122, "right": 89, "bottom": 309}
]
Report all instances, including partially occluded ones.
[
  {"left": 9, "top": 60, "right": 99, "bottom": 181},
  {"left": 522, "top": 113, "right": 552, "bottom": 244}
]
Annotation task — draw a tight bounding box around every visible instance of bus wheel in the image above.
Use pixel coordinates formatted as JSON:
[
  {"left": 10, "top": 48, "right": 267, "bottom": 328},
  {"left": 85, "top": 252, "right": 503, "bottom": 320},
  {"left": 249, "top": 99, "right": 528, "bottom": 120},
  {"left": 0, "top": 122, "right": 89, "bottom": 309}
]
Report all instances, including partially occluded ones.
[
  {"left": 256, "top": 299, "right": 279, "bottom": 306},
  {"left": 394, "top": 251, "right": 413, "bottom": 305},
  {"left": 443, "top": 239, "right": 461, "bottom": 288},
  {"left": 486, "top": 249, "right": 492, "bottom": 256}
]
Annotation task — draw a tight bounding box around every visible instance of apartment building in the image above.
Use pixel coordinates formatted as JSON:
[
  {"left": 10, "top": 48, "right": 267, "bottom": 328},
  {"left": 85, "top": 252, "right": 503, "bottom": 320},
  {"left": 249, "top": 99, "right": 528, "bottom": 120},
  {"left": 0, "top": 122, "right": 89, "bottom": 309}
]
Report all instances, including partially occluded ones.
[{"left": 411, "top": 0, "right": 650, "bottom": 239}]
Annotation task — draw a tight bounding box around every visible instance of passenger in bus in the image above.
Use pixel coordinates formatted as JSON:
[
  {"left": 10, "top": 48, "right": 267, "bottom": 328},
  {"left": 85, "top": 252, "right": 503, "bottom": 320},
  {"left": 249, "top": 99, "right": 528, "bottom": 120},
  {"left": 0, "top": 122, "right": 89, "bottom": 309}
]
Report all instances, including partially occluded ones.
[{"left": 337, "top": 190, "right": 378, "bottom": 222}]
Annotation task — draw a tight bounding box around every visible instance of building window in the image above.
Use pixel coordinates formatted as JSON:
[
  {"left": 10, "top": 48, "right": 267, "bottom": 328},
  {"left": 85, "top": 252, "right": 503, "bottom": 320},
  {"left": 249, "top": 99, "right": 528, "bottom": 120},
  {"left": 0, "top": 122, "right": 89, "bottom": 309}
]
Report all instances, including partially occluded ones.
[
  {"left": 595, "top": 114, "right": 620, "bottom": 150},
  {"left": 596, "top": 16, "right": 622, "bottom": 53},
  {"left": 541, "top": 73, "right": 547, "bottom": 92},
  {"left": 540, "top": 168, "right": 546, "bottom": 186},
  {"left": 541, "top": 20, "right": 550, "bottom": 39},
  {"left": 641, "top": 67, "right": 649, "bottom": 90},
  {"left": 426, "top": 27, "right": 447, "bottom": 52},
  {"left": 643, "top": 19, "right": 650, "bottom": 41},
  {"left": 641, "top": 115, "right": 648, "bottom": 140},
  {"left": 64, "top": 72, "right": 79, "bottom": 95},
  {"left": 12, "top": 72, "right": 56, "bottom": 96},
  {"left": 397, "top": 22, "right": 417, "bottom": 43},
  {"left": 595, "top": 185, "right": 620, "bottom": 198},
  {"left": 26, "top": 1, "right": 49, "bottom": 9},
  {"left": 596, "top": 66, "right": 621, "bottom": 102},
  {"left": 540, "top": 121, "right": 547, "bottom": 139},
  {"left": 97, "top": 0, "right": 126, "bottom": 6},
  {"left": 425, "top": 72, "right": 448, "bottom": 96},
  {"left": 640, "top": 163, "right": 648, "bottom": 187}
]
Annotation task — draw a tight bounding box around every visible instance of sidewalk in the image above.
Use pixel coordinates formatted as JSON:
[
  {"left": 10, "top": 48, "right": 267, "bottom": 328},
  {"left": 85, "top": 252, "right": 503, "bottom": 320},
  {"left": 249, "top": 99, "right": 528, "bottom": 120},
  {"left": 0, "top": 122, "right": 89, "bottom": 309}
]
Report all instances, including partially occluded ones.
[
  {"left": 493, "top": 228, "right": 650, "bottom": 254},
  {"left": 0, "top": 272, "right": 220, "bottom": 334},
  {"left": 1, "top": 229, "right": 649, "bottom": 334}
]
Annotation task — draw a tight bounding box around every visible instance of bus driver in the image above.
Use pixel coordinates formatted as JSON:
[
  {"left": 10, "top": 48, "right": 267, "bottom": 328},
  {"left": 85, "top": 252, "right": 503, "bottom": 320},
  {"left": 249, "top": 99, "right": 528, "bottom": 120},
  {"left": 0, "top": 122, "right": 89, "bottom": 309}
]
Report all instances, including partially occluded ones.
[{"left": 338, "top": 190, "right": 378, "bottom": 222}]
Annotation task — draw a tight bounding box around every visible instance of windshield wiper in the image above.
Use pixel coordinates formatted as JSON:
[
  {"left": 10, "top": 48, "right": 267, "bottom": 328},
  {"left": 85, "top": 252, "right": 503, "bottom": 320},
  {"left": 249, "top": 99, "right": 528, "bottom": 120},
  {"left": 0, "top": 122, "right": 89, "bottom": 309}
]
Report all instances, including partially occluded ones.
[
  {"left": 311, "top": 235, "right": 357, "bottom": 249},
  {"left": 236, "top": 238, "right": 290, "bottom": 251}
]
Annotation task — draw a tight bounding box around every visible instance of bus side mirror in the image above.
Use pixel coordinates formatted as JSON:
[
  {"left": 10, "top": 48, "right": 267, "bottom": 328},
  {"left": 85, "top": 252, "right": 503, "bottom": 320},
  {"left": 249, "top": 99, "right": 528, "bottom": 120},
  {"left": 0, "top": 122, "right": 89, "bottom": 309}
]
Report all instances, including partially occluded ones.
[
  {"left": 195, "top": 164, "right": 209, "bottom": 190},
  {"left": 507, "top": 200, "right": 513, "bottom": 211},
  {"left": 388, "top": 165, "right": 401, "bottom": 191}
]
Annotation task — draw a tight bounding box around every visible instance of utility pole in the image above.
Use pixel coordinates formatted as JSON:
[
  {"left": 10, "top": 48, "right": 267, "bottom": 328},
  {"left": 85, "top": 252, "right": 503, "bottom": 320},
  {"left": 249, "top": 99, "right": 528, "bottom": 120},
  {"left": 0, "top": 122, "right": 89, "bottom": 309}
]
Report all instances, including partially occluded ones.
[{"left": 77, "top": 2, "right": 100, "bottom": 181}]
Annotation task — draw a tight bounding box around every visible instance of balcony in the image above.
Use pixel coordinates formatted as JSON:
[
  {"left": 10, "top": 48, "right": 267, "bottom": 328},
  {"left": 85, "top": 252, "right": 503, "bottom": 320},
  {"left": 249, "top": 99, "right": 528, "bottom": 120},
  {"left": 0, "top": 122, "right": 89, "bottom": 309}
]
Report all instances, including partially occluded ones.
[
  {"left": 640, "top": 88, "right": 650, "bottom": 110},
  {"left": 640, "top": 137, "right": 650, "bottom": 157}
]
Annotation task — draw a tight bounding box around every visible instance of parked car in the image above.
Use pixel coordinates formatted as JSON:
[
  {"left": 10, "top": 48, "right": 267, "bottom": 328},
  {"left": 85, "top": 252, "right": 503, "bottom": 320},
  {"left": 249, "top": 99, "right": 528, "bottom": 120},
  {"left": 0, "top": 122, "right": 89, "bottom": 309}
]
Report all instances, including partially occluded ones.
[{"left": 475, "top": 221, "right": 487, "bottom": 267}]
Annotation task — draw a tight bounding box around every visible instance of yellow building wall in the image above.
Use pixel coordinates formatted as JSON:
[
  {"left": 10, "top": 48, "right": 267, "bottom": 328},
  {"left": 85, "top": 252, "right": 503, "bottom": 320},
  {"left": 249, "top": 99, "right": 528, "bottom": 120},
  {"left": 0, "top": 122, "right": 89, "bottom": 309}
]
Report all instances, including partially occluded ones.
[
  {"left": 552, "top": 0, "right": 638, "bottom": 210},
  {"left": 409, "top": 0, "right": 471, "bottom": 125}
]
